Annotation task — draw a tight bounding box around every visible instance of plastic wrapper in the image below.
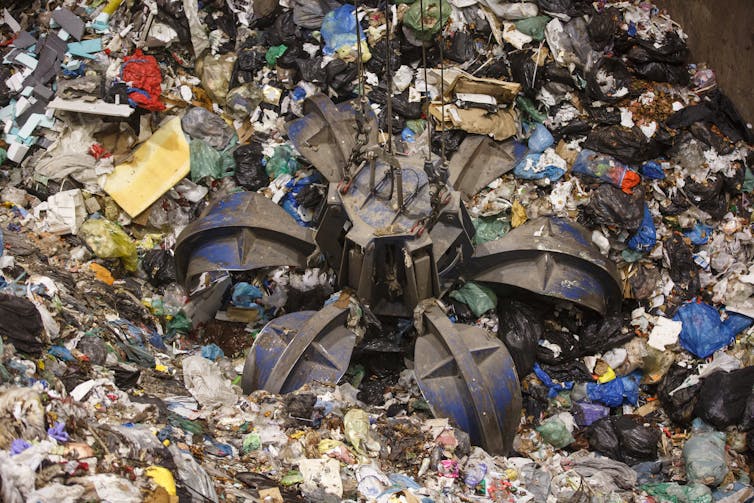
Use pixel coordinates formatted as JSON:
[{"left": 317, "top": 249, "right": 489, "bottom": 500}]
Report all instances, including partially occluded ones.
[{"left": 79, "top": 218, "right": 138, "bottom": 272}]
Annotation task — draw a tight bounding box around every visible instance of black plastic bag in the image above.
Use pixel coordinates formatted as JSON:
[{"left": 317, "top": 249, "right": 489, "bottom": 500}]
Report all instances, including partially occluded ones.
[
  {"left": 584, "top": 126, "right": 667, "bottom": 164},
  {"left": 584, "top": 183, "right": 645, "bottom": 230},
  {"left": 742, "top": 393, "right": 754, "bottom": 431},
  {"left": 587, "top": 106, "right": 622, "bottom": 126},
  {"left": 232, "top": 48, "right": 267, "bottom": 87},
  {"left": 614, "top": 415, "right": 661, "bottom": 465},
  {"left": 142, "top": 250, "right": 177, "bottom": 287},
  {"left": 510, "top": 51, "right": 542, "bottom": 99},
  {"left": 587, "top": 8, "right": 619, "bottom": 51},
  {"left": 695, "top": 367, "right": 754, "bottom": 429},
  {"left": 446, "top": 31, "right": 476, "bottom": 63},
  {"left": 325, "top": 59, "right": 358, "bottom": 93},
  {"left": 297, "top": 56, "right": 327, "bottom": 83},
  {"left": 553, "top": 119, "right": 591, "bottom": 140},
  {"left": 684, "top": 174, "right": 727, "bottom": 220},
  {"left": 536, "top": 0, "right": 592, "bottom": 17},
  {"left": 431, "top": 130, "right": 466, "bottom": 158},
  {"left": 633, "top": 61, "right": 689, "bottom": 85},
  {"left": 536, "top": 329, "right": 578, "bottom": 365},
  {"left": 588, "top": 415, "right": 659, "bottom": 465},
  {"left": 233, "top": 143, "right": 269, "bottom": 191},
  {"left": 366, "top": 38, "right": 402, "bottom": 75},
  {"left": 538, "top": 360, "right": 593, "bottom": 383},
  {"left": 578, "top": 312, "right": 633, "bottom": 356},
  {"left": 0, "top": 294, "right": 45, "bottom": 355},
  {"left": 623, "top": 33, "right": 689, "bottom": 65},
  {"left": 587, "top": 417, "right": 621, "bottom": 460},
  {"left": 268, "top": 10, "right": 299, "bottom": 46},
  {"left": 497, "top": 299, "right": 542, "bottom": 376},
  {"left": 658, "top": 364, "right": 701, "bottom": 425},
  {"left": 667, "top": 90, "right": 751, "bottom": 143},
  {"left": 543, "top": 63, "right": 578, "bottom": 88},
  {"left": 690, "top": 123, "right": 733, "bottom": 155},
  {"left": 586, "top": 57, "right": 632, "bottom": 103},
  {"left": 665, "top": 233, "right": 700, "bottom": 299}
]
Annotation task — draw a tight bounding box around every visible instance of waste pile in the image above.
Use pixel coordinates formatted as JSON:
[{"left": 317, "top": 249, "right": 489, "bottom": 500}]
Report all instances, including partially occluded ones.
[{"left": 0, "top": 0, "right": 753, "bottom": 501}]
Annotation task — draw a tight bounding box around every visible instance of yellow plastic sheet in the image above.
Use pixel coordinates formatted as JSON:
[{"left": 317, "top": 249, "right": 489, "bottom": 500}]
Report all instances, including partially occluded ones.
[{"left": 104, "top": 117, "right": 190, "bottom": 218}]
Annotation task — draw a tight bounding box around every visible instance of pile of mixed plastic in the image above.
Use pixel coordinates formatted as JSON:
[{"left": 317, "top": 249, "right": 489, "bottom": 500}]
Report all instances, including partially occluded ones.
[{"left": 0, "top": 0, "right": 753, "bottom": 501}]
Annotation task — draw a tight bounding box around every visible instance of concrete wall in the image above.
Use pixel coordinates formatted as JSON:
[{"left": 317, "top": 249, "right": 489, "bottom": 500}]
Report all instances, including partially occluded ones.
[{"left": 654, "top": 0, "right": 754, "bottom": 125}]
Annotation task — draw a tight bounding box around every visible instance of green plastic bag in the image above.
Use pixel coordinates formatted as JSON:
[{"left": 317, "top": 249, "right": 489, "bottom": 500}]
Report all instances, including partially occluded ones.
[
  {"left": 743, "top": 167, "right": 754, "bottom": 193},
  {"left": 449, "top": 282, "right": 497, "bottom": 317},
  {"left": 0, "top": 148, "right": 6, "bottom": 165},
  {"left": 404, "top": 0, "right": 450, "bottom": 41},
  {"left": 265, "top": 144, "right": 299, "bottom": 178},
  {"left": 535, "top": 415, "right": 574, "bottom": 449},
  {"left": 516, "top": 95, "right": 547, "bottom": 123},
  {"left": 514, "top": 16, "right": 551, "bottom": 41},
  {"left": 472, "top": 217, "right": 509, "bottom": 245},
  {"left": 266, "top": 44, "right": 287, "bottom": 67},
  {"left": 190, "top": 139, "right": 235, "bottom": 182},
  {"left": 79, "top": 218, "right": 138, "bottom": 272},
  {"left": 167, "top": 311, "right": 192, "bottom": 337},
  {"left": 640, "top": 482, "right": 712, "bottom": 503}
]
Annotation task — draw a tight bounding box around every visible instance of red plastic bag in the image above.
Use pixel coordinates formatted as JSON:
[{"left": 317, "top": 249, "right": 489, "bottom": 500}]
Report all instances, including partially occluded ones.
[{"left": 121, "top": 49, "right": 165, "bottom": 111}]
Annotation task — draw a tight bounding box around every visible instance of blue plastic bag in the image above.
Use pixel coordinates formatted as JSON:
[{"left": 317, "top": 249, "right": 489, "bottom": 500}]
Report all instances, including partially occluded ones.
[
  {"left": 572, "top": 149, "right": 641, "bottom": 193},
  {"left": 321, "top": 4, "right": 364, "bottom": 56},
  {"left": 673, "top": 302, "right": 753, "bottom": 358},
  {"left": 627, "top": 205, "right": 656, "bottom": 252},
  {"left": 533, "top": 363, "right": 574, "bottom": 399},
  {"left": 640, "top": 160, "right": 665, "bottom": 179},
  {"left": 684, "top": 223, "right": 713, "bottom": 245},
  {"left": 281, "top": 174, "right": 322, "bottom": 227},
  {"left": 232, "top": 282, "right": 262, "bottom": 307},
  {"left": 513, "top": 154, "right": 566, "bottom": 181},
  {"left": 586, "top": 373, "right": 641, "bottom": 407},
  {"left": 201, "top": 343, "right": 225, "bottom": 361},
  {"left": 528, "top": 124, "right": 554, "bottom": 153}
]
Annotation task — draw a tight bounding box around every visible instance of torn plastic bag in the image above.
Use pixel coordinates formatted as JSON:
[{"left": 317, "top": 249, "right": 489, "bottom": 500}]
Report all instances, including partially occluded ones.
[
  {"left": 545, "top": 17, "right": 594, "bottom": 69},
  {"left": 583, "top": 126, "right": 668, "bottom": 165},
  {"left": 572, "top": 149, "right": 641, "bottom": 194},
  {"left": 586, "top": 57, "right": 632, "bottom": 103},
  {"left": 694, "top": 366, "right": 754, "bottom": 429},
  {"left": 683, "top": 419, "right": 728, "bottom": 487},
  {"left": 584, "top": 183, "right": 644, "bottom": 232},
  {"left": 673, "top": 301, "right": 753, "bottom": 359},
  {"left": 181, "top": 107, "right": 234, "bottom": 149},
  {"left": 684, "top": 223, "right": 713, "bottom": 246},
  {"left": 497, "top": 299, "right": 541, "bottom": 376},
  {"left": 666, "top": 90, "right": 751, "bottom": 143},
  {"left": 533, "top": 363, "right": 574, "bottom": 398},
  {"left": 658, "top": 364, "right": 701, "bottom": 425},
  {"left": 683, "top": 174, "right": 727, "bottom": 220},
  {"left": 627, "top": 205, "right": 656, "bottom": 252}
]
